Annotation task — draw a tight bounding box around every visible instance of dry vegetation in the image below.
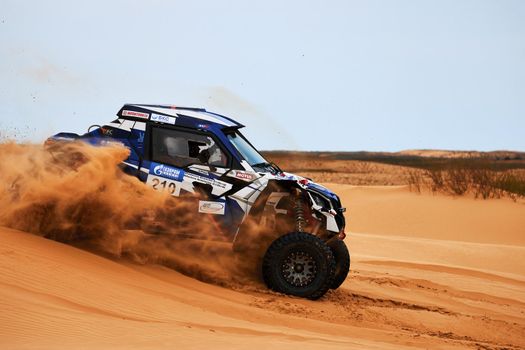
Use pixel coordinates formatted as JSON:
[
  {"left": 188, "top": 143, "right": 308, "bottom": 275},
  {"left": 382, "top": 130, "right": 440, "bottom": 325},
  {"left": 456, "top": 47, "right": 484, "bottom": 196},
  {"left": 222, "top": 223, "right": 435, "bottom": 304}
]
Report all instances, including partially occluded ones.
[
  {"left": 406, "top": 165, "right": 525, "bottom": 200},
  {"left": 273, "top": 158, "right": 408, "bottom": 185},
  {"left": 263, "top": 150, "right": 525, "bottom": 200}
]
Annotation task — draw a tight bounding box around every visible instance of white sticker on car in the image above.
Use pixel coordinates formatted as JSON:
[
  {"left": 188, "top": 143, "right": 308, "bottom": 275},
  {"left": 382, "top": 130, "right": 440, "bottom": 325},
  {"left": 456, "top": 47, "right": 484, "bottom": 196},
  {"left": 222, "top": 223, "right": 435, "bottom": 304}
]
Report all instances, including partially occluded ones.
[
  {"left": 146, "top": 175, "right": 181, "bottom": 196},
  {"left": 151, "top": 113, "right": 176, "bottom": 125},
  {"left": 198, "top": 201, "right": 225, "bottom": 215}
]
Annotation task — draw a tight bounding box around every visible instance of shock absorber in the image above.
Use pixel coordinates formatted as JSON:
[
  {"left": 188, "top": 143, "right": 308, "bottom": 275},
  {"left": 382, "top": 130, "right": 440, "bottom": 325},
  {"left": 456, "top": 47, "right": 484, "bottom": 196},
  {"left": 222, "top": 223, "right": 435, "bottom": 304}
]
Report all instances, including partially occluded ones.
[{"left": 294, "top": 191, "right": 306, "bottom": 232}]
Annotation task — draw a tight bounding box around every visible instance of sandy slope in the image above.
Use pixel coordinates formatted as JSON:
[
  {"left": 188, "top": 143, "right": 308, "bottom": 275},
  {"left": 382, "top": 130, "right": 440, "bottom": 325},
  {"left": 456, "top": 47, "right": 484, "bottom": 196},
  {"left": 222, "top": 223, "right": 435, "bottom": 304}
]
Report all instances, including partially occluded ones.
[
  {"left": 1, "top": 186, "right": 525, "bottom": 349},
  {"left": 334, "top": 184, "right": 525, "bottom": 246}
]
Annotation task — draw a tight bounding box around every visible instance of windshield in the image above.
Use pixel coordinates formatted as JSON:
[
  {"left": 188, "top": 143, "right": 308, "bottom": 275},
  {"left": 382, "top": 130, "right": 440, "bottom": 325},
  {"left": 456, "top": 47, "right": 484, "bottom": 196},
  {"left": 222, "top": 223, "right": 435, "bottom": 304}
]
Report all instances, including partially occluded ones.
[{"left": 226, "top": 131, "right": 268, "bottom": 167}]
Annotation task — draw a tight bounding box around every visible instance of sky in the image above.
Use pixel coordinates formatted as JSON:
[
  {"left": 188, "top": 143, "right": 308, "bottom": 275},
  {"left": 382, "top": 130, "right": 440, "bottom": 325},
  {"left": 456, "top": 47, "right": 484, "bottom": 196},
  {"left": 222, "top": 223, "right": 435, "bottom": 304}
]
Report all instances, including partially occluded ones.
[{"left": 0, "top": 0, "right": 524, "bottom": 151}]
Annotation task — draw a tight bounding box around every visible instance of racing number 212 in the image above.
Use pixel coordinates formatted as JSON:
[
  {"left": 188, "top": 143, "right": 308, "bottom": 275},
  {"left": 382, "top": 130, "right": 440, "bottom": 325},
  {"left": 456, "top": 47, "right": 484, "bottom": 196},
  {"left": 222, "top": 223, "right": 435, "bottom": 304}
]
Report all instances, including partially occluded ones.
[{"left": 151, "top": 178, "right": 176, "bottom": 195}]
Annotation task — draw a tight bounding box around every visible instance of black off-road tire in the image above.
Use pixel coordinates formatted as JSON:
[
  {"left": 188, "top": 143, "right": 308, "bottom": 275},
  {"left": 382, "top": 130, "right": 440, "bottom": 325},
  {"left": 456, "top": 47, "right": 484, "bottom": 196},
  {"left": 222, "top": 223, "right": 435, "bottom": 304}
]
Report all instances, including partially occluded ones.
[
  {"left": 262, "top": 232, "right": 336, "bottom": 300},
  {"left": 327, "top": 239, "right": 350, "bottom": 289}
]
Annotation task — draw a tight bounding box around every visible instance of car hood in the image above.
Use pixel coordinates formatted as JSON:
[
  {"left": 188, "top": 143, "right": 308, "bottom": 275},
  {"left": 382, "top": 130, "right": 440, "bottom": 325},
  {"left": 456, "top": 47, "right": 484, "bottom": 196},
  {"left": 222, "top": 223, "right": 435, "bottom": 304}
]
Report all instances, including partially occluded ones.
[{"left": 270, "top": 171, "right": 340, "bottom": 202}]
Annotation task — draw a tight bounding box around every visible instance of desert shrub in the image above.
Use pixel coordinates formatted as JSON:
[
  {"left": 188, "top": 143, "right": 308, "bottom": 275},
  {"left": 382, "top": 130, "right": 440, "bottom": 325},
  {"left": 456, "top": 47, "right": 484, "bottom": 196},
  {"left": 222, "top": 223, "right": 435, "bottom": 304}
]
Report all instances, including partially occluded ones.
[
  {"left": 445, "top": 168, "right": 470, "bottom": 195},
  {"left": 411, "top": 162, "right": 525, "bottom": 200},
  {"left": 494, "top": 172, "right": 525, "bottom": 201},
  {"left": 426, "top": 169, "right": 445, "bottom": 193},
  {"left": 354, "top": 161, "right": 373, "bottom": 174},
  {"left": 406, "top": 169, "right": 423, "bottom": 193},
  {"left": 470, "top": 168, "right": 499, "bottom": 199}
]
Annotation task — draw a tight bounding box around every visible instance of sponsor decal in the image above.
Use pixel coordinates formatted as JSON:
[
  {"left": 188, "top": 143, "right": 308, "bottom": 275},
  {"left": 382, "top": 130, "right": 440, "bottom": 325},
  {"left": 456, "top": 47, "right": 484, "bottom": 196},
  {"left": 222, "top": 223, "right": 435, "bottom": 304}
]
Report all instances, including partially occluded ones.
[
  {"left": 122, "top": 110, "right": 150, "bottom": 119},
  {"left": 100, "top": 127, "right": 113, "bottom": 136},
  {"left": 137, "top": 131, "right": 145, "bottom": 143},
  {"left": 150, "top": 162, "right": 184, "bottom": 181},
  {"left": 189, "top": 167, "right": 209, "bottom": 176},
  {"left": 235, "top": 171, "right": 255, "bottom": 181},
  {"left": 198, "top": 200, "right": 225, "bottom": 215},
  {"left": 184, "top": 172, "right": 230, "bottom": 190},
  {"left": 151, "top": 113, "right": 176, "bottom": 125},
  {"left": 197, "top": 123, "right": 210, "bottom": 129}
]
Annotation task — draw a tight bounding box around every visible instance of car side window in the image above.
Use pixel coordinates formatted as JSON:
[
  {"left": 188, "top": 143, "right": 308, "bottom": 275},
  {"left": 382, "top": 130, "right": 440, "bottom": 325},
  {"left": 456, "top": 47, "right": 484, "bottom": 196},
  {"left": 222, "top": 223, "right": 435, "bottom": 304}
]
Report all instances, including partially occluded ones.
[{"left": 151, "top": 127, "right": 229, "bottom": 168}]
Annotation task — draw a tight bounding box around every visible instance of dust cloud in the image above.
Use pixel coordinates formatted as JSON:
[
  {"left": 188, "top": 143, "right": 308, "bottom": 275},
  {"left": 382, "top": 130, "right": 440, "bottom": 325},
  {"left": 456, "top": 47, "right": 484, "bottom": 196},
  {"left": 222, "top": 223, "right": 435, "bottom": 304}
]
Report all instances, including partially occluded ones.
[{"left": 0, "top": 141, "right": 264, "bottom": 288}]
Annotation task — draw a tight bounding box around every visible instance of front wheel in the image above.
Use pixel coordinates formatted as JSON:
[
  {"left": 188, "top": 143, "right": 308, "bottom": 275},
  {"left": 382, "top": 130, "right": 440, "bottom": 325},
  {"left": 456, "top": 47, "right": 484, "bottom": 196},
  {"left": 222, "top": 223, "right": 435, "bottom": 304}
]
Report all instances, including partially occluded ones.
[{"left": 262, "top": 232, "right": 335, "bottom": 300}]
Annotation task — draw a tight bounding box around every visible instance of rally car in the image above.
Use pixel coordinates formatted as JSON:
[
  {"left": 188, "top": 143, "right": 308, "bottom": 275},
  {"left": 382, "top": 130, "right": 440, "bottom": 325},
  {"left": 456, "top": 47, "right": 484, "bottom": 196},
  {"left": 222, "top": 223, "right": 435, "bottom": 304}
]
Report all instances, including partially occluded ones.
[{"left": 48, "top": 104, "right": 349, "bottom": 299}]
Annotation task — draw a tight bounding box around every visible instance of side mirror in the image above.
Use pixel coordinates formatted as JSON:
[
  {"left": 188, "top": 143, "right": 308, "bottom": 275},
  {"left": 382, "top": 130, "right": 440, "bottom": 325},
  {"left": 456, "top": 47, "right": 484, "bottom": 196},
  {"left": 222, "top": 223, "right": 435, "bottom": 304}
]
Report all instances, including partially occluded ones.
[
  {"left": 198, "top": 149, "right": 210, "bottom": 164},
  {"left": 88, "top": 124, "right": 101, "bottom": 133}
]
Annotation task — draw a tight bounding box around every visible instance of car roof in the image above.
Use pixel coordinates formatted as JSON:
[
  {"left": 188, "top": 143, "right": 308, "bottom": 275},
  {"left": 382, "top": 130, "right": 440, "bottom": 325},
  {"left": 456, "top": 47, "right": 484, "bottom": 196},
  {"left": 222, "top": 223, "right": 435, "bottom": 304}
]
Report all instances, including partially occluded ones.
[{"left": 116, "top": 104, "right": 244, "bottom": 128}]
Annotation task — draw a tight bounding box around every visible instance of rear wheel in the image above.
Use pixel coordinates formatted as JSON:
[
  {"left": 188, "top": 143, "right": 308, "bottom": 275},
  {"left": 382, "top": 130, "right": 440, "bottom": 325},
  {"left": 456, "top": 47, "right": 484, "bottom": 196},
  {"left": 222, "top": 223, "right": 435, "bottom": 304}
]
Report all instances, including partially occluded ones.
[
  {"left": 262, "top": 232, "right": 335, "bottom": 300},
  {"left": 327, "top": 239, "right": 350, "bottom": 289}
]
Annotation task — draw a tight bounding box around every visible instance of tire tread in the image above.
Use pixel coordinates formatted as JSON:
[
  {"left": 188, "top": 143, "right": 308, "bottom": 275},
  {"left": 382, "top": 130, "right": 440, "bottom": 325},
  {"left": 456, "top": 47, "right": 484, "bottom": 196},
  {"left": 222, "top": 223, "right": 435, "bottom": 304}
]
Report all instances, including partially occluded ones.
[
  {"left": 327, "top": 239, "right": 350, "bottom": 289},
  {"left": 262, "top": 232, "right": 335, "bottom": 300}
]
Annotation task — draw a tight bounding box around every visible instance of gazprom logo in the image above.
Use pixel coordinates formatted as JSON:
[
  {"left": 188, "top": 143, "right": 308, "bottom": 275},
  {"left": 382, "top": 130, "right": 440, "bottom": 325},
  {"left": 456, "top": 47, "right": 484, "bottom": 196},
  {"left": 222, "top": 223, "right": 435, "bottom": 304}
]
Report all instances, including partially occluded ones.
[{"left": 151, "top": 163, "right": 184, "bottom": 181}]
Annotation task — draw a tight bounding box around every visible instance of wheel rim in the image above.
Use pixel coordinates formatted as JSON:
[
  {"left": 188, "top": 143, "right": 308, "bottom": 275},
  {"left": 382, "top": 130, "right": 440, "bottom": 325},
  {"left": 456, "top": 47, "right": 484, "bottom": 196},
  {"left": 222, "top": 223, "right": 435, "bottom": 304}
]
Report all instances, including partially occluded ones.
[{"left": 281, "top": 251, "right": 317, "bottom": 287}]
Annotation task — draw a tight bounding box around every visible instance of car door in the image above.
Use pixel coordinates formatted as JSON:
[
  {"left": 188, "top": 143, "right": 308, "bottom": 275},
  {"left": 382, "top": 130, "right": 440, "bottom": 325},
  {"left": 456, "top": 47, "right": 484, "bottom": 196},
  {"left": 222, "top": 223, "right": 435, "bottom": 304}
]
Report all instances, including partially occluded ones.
[{"left": 143, "top": 125, "right": 236, "bottom": 236}]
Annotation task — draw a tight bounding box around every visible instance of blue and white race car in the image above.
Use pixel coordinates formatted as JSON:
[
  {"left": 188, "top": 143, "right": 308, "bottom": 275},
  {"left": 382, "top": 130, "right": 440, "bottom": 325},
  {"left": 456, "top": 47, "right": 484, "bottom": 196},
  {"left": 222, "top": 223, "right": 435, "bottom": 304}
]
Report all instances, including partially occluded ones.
[{"left": 48, "top": 104, "right": 349, "bottom": 299}]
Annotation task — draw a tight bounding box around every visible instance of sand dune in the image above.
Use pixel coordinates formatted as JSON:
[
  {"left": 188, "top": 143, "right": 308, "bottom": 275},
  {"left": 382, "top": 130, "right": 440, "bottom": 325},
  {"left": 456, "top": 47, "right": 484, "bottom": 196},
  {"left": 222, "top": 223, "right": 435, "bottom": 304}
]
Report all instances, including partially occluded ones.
[
  {"left": 1, "top": 185, "right": 524, "bottom": 349},
  {"left": 334, "top": 184, "right": 525, "bottom": 246}
]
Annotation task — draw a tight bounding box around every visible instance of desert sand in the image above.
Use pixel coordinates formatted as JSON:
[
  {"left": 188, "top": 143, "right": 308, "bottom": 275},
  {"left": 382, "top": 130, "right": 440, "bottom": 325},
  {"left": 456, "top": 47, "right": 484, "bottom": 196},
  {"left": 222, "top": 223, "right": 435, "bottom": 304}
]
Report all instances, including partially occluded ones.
[{"left": 1, "top": 183, "right": 524, "bottom": 349}]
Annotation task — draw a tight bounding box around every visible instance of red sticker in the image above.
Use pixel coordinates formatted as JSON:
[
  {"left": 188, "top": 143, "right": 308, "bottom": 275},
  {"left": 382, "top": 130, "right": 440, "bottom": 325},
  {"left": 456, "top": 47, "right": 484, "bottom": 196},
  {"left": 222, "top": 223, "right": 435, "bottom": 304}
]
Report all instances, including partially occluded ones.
[
  {"left": 235, "top": 172, "right": 254, "bottom": 181},
  {"left": 122, "top": 110, "right": 150, "bottom": 119}
]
